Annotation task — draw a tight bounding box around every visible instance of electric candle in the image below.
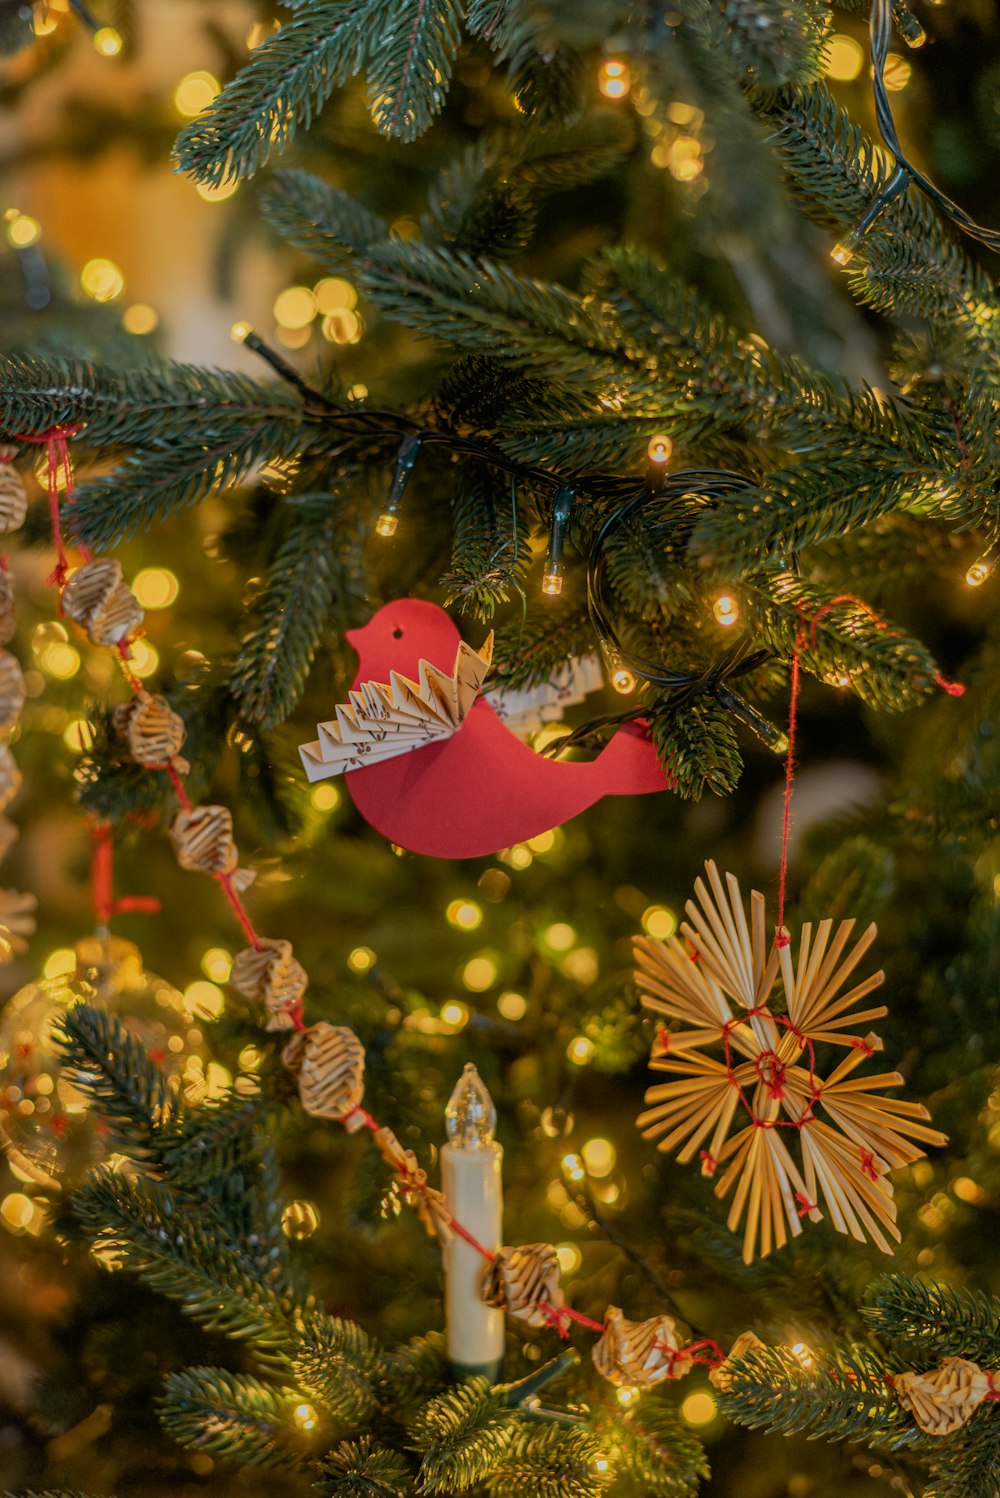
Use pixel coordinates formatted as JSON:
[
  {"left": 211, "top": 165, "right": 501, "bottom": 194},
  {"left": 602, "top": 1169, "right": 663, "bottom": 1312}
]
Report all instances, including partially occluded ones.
[{"left": 441, "top": 1063, "right": 505, "bottom": 1379}]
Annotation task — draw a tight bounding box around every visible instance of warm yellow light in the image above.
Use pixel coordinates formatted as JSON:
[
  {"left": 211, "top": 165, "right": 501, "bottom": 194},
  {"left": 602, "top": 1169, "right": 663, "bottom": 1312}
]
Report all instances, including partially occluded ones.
[
  {"left": 647, "top": 434, "right": 673, "bottom": 464},
  {"left": 174, "top": 70, "right": 221, "bottom": 118},
  {"left": 966, "top": 556, "right": 995, "bottom": 587},
  {"left": 824, "top": 34, "right": 864, "bottom": 82},
  {"left": 560, "top": 947, "right": 599, "bottom": 984},
  {"left": 952, "top": 1176, "right": 985, "bottom": 1204},
  {"left": 122, "top": 303, "right": 159, "bottom": 336},
  {"left": 311, "top": 783, "right": 340, "bottom": 811},
  {"left": 463, "top": 955, "right": 498, "bottom": 992},
  {"left": 440, "top": 1001, "right": 469, "bottom": 1030},
  {"left": 556, "top": 1242, "right": 582, "bottom": 1273},
  {"left": 790, "top": 1341, "right": 815, "bottom": 1371},
  {"left": 184, "top": 980, "right": 224, "bottom": 1021},
  {"left": 830, "top": 240, "right": 855, "bottom": 267},
  {"left": 503, "top": 844, "right": 533, "bottom": 870},
  {"left": 196, "top": 179, "right": 239, "bottom": 203},
  {"left": 642, "top": 905, "right": 677, "bottom": 940},
  {"left": 882, "top": 53, "right": 912, "bottom": 91},
  {"left": 1, "top": 1192, "right": 34, "bottom": 1232},
  {"left": 230, "top": 320, "right": 252, "bottom": 343},
  {"left": 321, "top": 309, "right": 362, "bottom": 344},
  {"left": 63, "top": 716, "right": 94, "bottom": 753},
  {"left": 582, "top": 1137, "right": 616, "bottom": 1177},
  {"left": 562, "top": 1152, "right": 586, "bottom": 1182},
  {"left": 314, "top": 277, "right": 357, "bottom": 313},
  {"left": 671, "top": 157, "right": 703, "bottom": 183},
  {"left": 773, "top": 732, "right": 790, "bottom": 756},
  {"left": 527, "top": 830, "right": 558, "bottom": 855},
  {"left": 282, "top": 1200, "right": 320, "bottom": 1239},
  {"left": 133, "top": 567, "right": 178, "bottom": 609},
  {"left": 275, "top": 323, "right": 310, "bottom": 349},
  {"left": 348, "top": 946, "right": 376, "bottom": 974},
  {"left": 33, "top": 9, "right": 59, "bottom": 36},
  {"left": 348, "top": 383, "right": 369, "bottom": 402},
  {"left": 541, "top": 569, "right": 563, "bottom": 596},
  {"left": 201, "top": 947, "right": 232, "bottom": 983},
  {"left": 81, "top": 258, "right": 125, "bottom": 303},
  {"left": 599, "top": 59, "right": 633, "bottom": 98},
  {"left": 681, "top": 1391, "right": 717, "bottom": 1425},
  {"left": 128, "top": 639, "right": 159, "bottom": 679},
  {"left": 273, "top": 285, "right": 317, "bottom": 330},
  {"left": 40, "top": 641, "right": 80, "bottom": 679},
  {"left": 43, "top": 947, "right": 76, "bottom": 979},
  {"left": 7, "top": 215, "right": 40, "bottom": 248},
  {"left": 544, "top": 922, "right": 576, "bottom": 952},
  {"left": 713, "top": 594, "right": 739, "bottom": 627},
  {"left": 375, "top": 513, "right": 399, "bottom": 538},
  {"left": 616, "top": 1386, "right": 640, "bottom": 1406},
  {"left": 567, "top": 1035, "right": 595, "bottom": 1065},
  {"left": 446, "top": 899, "right": 483, "bottom": 931},
  {"left": 93, "top": 25, "right": 123, "bottom": 56},
  {"left": 239, "top": 1045, "right": 263, "bottom": 1073},
  {"left": 293, "top": 1402, "right": 318, "bottom": 1431},
  {"left": 497, "top": 991, "right": 527, "bottom": 1021}
]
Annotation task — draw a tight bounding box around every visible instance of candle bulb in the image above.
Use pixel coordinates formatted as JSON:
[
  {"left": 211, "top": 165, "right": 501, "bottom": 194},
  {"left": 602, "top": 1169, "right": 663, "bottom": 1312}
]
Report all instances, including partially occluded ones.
[{"left": 441, "top": 1063, "right": 505, "bottom": 1380}]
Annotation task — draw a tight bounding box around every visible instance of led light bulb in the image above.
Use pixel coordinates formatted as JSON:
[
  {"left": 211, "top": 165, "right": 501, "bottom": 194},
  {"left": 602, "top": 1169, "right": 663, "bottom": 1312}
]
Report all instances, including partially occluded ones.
[
  {"left": 646, "top": 433, "right": 673, "bottom": 464},
  {"left": 965, "top": 540, "right": 1000, "bottom": 587},
  {"left": 375, "top": 512, "right": 398, "bottom": 538},
  {"left": 542, "top": 487, "right": 575, "bottom": 598},
  {"left": 713, "top": 594, "right": 739, "bottom": 627},
  {"left": 599, "top": 637, "right": 637, "bottom": 694}
]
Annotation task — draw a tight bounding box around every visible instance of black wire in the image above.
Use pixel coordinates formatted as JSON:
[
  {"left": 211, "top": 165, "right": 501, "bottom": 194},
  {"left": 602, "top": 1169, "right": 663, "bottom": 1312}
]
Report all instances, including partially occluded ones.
[{"left": 868, "top": 0, "right": 1000, "bottom": 257}]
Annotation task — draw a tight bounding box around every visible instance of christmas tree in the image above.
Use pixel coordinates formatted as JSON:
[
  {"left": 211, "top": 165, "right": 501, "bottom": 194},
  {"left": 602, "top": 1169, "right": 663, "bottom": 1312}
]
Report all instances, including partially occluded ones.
[{"left": 1, "top": 2, "right": 1000, "bottom": 1496}]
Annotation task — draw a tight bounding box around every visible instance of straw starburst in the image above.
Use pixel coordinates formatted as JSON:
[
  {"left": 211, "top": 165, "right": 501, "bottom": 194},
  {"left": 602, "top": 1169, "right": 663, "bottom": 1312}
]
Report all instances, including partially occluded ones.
[{"left": 634, "top": 861, "right": 946, "bottom": 1263}]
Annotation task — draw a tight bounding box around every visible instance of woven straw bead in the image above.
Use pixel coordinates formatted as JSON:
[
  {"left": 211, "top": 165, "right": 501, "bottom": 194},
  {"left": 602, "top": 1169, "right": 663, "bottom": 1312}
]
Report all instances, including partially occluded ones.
[
  {"left": 169, "top": 804, "right": 255, "bottom": 894},
  {"left": 283, "top": 1022, "right": 366, "bottom": 1127},
  {"left": 62, "top": 558, "right": 144, "bottom": 646},
  {"left": 894, "top": 1357, "right": 991, "bottom": 1436},
  {"left": 231, "top": 939, "right": 308, "bottom": 1031},
  {"left": 593, "top": 1306, "right": 692, "bottom": 1389},
  {"left": 0, "top": 571, "right": 16, "bottom": 644},
  {"left": 113, "top": 691, "right": 187, "bottom": 769},
  {"left": 0, "top": 465, "right": 28, "bottom": 534},
  {"left": 0, "top": 887, "right": 37, "bottom": 960},
  {"left": 482, "top": 1243, "right": 563, "bottom": 1327},
  {"left": 0, "top": 651, "right": 24, "bottom": 736},
  {"left": 709, "top": 1331, "right": 767, "bottom": 1392},
  {"left": 0, "top": 746, "right": 22, "bottom": 812}
]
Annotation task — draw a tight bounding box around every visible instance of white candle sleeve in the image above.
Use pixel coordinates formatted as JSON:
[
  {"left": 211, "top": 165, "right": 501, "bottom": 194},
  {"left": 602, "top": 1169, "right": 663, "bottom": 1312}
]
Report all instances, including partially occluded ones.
[{"left": 441, "top": 1063, "right": 505, "bottom": 1376}]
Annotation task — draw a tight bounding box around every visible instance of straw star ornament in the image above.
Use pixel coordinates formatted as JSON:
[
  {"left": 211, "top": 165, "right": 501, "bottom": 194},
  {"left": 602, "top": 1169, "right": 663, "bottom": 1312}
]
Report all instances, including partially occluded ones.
[{"left": 634, "top": 862, "right": 946, "bottom": 1263}]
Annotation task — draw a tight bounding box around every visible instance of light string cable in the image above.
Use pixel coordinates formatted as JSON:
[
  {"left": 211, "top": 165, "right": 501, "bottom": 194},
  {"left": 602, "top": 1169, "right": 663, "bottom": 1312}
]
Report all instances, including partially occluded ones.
[{"left": 863, "top": 0, "right": 1000, "bottom": 257}]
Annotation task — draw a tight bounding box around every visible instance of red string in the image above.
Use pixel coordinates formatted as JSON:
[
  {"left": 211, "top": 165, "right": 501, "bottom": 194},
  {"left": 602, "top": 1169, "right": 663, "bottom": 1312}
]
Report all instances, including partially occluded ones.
[
  {"left": 776, "top": 628, "right": 802, "bottom": 943},
  {"left": 89, "top": 820, "right": 161, "bottom": 927},
  {"left": 809, "top": 594, "right": 964, "bottom": 698}
]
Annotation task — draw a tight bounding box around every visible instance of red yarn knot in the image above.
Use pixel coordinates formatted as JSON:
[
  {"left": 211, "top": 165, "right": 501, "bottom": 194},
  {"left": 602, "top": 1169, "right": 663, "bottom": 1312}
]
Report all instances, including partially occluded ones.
[
  {"left": 984, "top": 1373, "right": 1000, "bottom": 1401},
  {"left": 859, "top": 1148, "right": 879, "bottom": 1182},
  {"left": 795, "top": 1192, "right": 817, "bottom": 1217},
  {"left": 775, "top": 929, "right": 791, "bottom": 949},
  {"left": 657, "top": 1027, "right": 671, "bottom": 1053},
  {"left": 537, "top": 1302, "right": 573, "bottom": 1340},
  {"left": 850, "top": 1037, "right": 875, "bottom": 1057},
  {"left": 753, "top": 1050, "right": 786, "bottom": 1099},
  {"left": 699, "top": 1150, "right": 718, "bottom": 1177},
  {"left": 935, "top": 675, "right": 965, "bottom": 698}
]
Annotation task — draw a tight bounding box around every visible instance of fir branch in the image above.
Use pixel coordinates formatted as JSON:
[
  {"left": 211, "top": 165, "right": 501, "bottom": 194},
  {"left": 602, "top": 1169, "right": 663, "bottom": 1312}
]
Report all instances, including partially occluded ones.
[
  {"left": 366, "top": 0, "right": 465, "bottom": 141},
  {"left": 648, "top": 694, "right": 744, "bottom": 799},
  {"left": 292, "top": 1313, "right": 381, "bottom": 1426},
  {"left": 375, "top": 1332, "right": 451, "bottom": 1418},
  {"left": 485, "top": 1425, "right": 607, "bottom": 1498},
  {"left": 159, "top": 1098, "right": 265, "bottom": 1187},
  {"left": 55, "top": 1003, "right": 184, "bottom": 1164},
  {"left": 230, "top": 494, "right": 368, "bottom": 727},
  {"left": 408, "top": 1378, "right": 513, "bottom": 1494},
  {"left": 263, "top": 171, "right": 390, "bottom": 271},
  {"left": 715, "top": 1343, "right": 918, "bottom": 1448},
  {"left": 72, "top": 1169, "right": 294, "bottom": 1346},
  {"left": 863, "top": 1275, "right": 1000, "bottom": 1368},
  {"left": 159, "top": 1366, "right": 303, "bottom": 1468},
  {"left": 689, "top": 0, "right": 829, "bottom": 88},
  {"left": 615, "top": 1402, "right": 710, "bottom": 1498},
  {"left": 318, "top": 1437, "right": 415, "bottom": 1498}
]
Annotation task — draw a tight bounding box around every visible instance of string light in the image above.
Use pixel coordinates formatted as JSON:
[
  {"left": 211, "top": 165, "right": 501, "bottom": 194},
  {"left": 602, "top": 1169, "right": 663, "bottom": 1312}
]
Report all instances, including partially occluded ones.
[
  {"left": 581, "top": 1138, "right": 616, "bottom": 1177},
  {"left": 599, "top": 636, "right": 637, "bottom": 694},
  {"left": 92, "top": 26, "right": 122, "bottom": 56},
  {"left": 567, "top": 1035, "right": 595, "bottom": 1065},
  {"left": 293, "top": 1403, "right": 318, "bottom": 1431},
  {"left": 497, "top": 991, "right": 526, "bottom": 1020},
  {"left": 561, "top": 1153, "right": 585, "bottom": 1182},
  {"left": 230, "top": 321, "right": 251, "bottom": 343},
  {"left": 174, "top": 71, "right": 221, "bottom": 118},
  {"left": 440, "top": 1001, "right": 469, "bottom": 1030},
  {"left": 347, "top": 946, "right": 376, "bottom": 973},
  {"left": 790, "top": 1342, "right": 816, "bottom": 1371},
  {"left": 646, "top": 433, "right": 673, "bottom": 464},
  {"left": 462, "top": 955, "right": 498, "bottom": 992},
  {"left": 80, "top": 258, "right": 124, "bottom": 303},
  {"left": 891, "top": 0, "right": 926, "bottom": 46},
  {"left": 273, "top": 285, "right": 317, "bottom": 330},
  {"left": 377, "top": 434, "right": 422, "bottom": 538},
  {"left": 681, "top": 1391, "right": 718, "bottom": 1425},
  {"left": 712, "top": 594, "right": 740, "bottom": 627},
  {"left": 6, "top": 215, "right": 40, "bottom": 248},
  {"left": 446, "top": 899, "right": 483, "bottom": 930},
  {"left": 965, "top": 538, "right": 1000, "bottom": 587},
  {"left": 641, "top": 905, "right": 677, "bottom": 939},
  {"left": 714, "top": 685, "right": 788, "bottom": 755},
  {"left": 122, "top": 304, "right": 158, "bottom": 336},
  {"left": 824, "top": 34, "right": 864, "bottom": 81},
  {"left": 598, "top": 59, "right": 632, "bottom": 99},
  {"left": 542, "top": 487, "right": 574, "bottom": 596}
]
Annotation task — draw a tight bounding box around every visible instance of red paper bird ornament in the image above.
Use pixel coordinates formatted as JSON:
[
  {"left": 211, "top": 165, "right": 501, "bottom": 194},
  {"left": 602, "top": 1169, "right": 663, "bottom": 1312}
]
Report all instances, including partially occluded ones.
[{"left": 299, "top": 598, "right": 671, "bottom": 858}]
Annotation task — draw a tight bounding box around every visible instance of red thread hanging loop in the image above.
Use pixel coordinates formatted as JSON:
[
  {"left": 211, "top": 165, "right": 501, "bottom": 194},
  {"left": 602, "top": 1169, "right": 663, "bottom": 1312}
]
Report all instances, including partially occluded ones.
[{"left": 89, "top": 820, "right": 161, "bottom": 928}]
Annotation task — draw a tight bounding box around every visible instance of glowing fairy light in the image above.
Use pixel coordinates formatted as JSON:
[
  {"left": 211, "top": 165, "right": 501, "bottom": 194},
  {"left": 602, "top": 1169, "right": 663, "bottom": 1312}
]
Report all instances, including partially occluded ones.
[
  {"left": 713, "top": 594, "right": 740, "bottom": 627},
  {"left": 647, "top": 433, "right": 673, "bottom": 463},
  {"left": 599, "top": 59, "right": 633, "bottom": 99}
]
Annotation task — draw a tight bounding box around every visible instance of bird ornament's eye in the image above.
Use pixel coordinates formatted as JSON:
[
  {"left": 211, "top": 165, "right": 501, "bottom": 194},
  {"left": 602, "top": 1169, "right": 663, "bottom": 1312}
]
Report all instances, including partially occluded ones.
[{"left": 392, "top": 627, "right": 404, "bottom": 639}]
